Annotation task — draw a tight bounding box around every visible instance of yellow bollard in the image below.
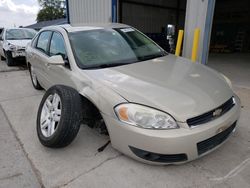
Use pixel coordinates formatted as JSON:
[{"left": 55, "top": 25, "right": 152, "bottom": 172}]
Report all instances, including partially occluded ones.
[
  {"left": 175, "top": 30, "right": 184, "bottom": 56},
  {"left": 191, "top": 28, "right": 200, "bottom": 62}
]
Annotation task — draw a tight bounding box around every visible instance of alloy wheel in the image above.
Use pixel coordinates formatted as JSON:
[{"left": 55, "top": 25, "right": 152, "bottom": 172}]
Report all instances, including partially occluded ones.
[{"left": 40, "top": 93, "right": 62, "bottom": 137}]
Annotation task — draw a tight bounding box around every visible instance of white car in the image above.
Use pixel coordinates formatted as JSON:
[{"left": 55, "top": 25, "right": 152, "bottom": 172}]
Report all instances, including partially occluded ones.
[
  {"left": 26, "top": 24, "right": 240, "bottom": 164},
  {"left": 0, "top": 28, "right": 37, "bottom": 66}
]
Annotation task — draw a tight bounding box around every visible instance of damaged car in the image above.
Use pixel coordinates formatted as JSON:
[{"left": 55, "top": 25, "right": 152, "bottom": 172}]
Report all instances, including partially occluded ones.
[
  {"left": 0, "top": 28, "right": 37, "bottom": 66},
  {"left": 26, "top": 24, "right": 241, "bottom": 164}
]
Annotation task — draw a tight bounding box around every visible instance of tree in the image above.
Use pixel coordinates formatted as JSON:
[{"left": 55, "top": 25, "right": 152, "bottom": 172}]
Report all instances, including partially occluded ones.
[{"left": 36, "top": 0, "right": 66, "bottom": 22}]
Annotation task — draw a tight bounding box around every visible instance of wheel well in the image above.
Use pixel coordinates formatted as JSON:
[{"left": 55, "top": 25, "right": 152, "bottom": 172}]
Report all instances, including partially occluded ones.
[
  {"left": 79, "top": 95, "right": 109, "bottom": 134},
  {"left": 80, "top": 95, "right": 101, "bottom": 119}
]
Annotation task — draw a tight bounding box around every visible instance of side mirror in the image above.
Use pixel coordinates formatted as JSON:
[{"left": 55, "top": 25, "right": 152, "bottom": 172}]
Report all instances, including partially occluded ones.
[{"left": 47, "top": 55, "right": 65, "bottom": 66}]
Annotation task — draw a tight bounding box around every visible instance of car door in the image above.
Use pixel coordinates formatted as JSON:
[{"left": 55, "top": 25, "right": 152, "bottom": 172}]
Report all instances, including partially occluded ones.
[
  {"left": 46, "top": 31, "right": 76, "bottom": 88},
  {"left": 33, "top": 31, "right": 53, "bottom": 88}
]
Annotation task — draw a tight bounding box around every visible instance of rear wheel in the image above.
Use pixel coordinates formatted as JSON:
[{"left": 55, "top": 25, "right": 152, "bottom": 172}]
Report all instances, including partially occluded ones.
[
  {"left": 37, "top": 85, "right": 83, "bottom": 148},
  {"left": 29, "top": 65, "right": 43, "bottom": 90},
  {"left": 5, "top": 51, "right": 15, "bottom": 66}
]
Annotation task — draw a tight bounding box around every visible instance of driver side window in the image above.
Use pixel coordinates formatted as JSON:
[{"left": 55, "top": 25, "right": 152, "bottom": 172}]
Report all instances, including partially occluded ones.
[{"left": 49, "top": 32, "right": 66, "bottom": 59}]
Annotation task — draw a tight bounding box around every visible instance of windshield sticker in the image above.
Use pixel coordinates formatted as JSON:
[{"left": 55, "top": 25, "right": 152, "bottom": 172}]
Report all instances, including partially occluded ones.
[{"left": 120, "top": 28, "right": 135, "bottom": 33}]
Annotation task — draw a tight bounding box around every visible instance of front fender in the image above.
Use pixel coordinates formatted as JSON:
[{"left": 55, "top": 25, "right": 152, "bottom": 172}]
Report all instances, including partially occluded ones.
[{"left": 78, "top": 83, "right": 127, "bottom": 118}]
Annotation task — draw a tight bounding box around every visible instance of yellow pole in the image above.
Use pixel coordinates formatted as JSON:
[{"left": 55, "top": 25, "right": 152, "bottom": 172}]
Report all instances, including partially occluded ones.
[
  {"left": 175, "top": 30, "right": 184, "bottom": 56},
  {"left": 191, "top": 28, "right": 200, "bottom": 62}
]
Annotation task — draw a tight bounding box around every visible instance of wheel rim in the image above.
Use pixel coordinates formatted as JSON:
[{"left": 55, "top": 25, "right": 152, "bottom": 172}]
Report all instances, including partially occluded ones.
[
  {"left": 30, "top": 66, "right": 37, "bottom": 86},
  {"left": 40, "top": 93, "right": 62, "bottom": 137}
]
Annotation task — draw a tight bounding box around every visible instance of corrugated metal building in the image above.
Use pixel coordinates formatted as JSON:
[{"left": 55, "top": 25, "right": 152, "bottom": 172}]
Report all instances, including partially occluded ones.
[
  {"left": 120, "top": 0, "right": 186, "bottom": 33},
  {"left": 67, "top": 0, "right": 113, "bottom": 24},
  {"left": 67, "top": 0, "right": 186, "bottom": 33}
]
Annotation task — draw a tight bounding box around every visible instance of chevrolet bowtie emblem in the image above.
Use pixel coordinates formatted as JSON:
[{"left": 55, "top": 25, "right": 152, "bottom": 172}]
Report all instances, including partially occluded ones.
[{"left": 213, "top": 109, "right": 222, "bottom": 117}]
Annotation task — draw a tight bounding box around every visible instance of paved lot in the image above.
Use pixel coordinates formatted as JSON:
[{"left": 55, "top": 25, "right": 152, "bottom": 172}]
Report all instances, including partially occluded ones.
[
  {"left": 209, "top": 53, "right": 250, "bottom": 89},
  {"left": 0, "top": 59, "right": 250, "bottom": 188}
]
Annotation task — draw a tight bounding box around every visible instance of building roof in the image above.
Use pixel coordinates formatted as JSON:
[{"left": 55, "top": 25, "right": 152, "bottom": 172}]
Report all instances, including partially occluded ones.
[{"left": 25, "top": 18, "right": 68, "bottom": 30}]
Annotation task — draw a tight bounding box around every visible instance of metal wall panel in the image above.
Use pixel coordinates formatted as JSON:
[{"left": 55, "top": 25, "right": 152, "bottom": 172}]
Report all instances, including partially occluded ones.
[
  {"left": 67, "top": 0, "right": 186, "bottom": 33},
  {"left": 122, "top": 2, "right": 177, "bottom": 33},
  {"left": 124, "top": 0, "right": 178, "bottom": 7},
  {"left": 68, "top": 0, "right": 112, "bottom": 24}
]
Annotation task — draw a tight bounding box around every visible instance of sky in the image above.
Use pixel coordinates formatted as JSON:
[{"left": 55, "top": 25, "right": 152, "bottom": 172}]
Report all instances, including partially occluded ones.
[{"left": 0, "top": 0, "right": 39, "bottom": 28}]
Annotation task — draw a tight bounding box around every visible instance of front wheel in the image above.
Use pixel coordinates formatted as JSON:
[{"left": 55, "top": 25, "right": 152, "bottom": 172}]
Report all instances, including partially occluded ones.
[{"left": 37, "top": 85, "right": 83, "bottom": 148}]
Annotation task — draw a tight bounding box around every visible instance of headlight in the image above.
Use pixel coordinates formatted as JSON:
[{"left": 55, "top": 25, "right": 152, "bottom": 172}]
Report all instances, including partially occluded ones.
[
  {"left": 114, "top": 103, "right": 178, "bottom": 129},
  {"left": 9, "top": 44, "right": 17, "bottom": 51},
  {"left": 221, "top": 74, "right": 232, "bottom": 89}
]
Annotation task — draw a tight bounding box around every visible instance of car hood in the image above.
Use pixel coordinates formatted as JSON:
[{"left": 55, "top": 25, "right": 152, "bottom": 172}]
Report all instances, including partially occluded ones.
[
  {"left": 6, "top": 39, "right": 31, "bottom": 47},
  {"left": 84, "top": 55, "right": 233, "bottom": 122}
]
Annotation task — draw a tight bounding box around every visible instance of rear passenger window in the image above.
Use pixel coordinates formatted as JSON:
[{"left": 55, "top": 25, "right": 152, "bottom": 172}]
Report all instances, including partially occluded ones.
[
  {"left": 36, "top": 31, "right": 52, "bottom": 54},
  {"left": 49, "top": 32, "right": 66, "bottom": 59}
]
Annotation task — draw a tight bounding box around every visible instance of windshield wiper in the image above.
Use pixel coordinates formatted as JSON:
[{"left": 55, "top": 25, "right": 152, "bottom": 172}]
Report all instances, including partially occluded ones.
[
  {"left": 84, "top": 62, "right": 132, "bottom": 69},
  {"left": 138, "top": 52, "right": 167, "bottom": 61}
]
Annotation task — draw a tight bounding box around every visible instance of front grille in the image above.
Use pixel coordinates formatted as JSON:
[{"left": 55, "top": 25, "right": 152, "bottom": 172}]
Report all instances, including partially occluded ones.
[
  {"left": 129, "top": 146, "right": 187, "bottom": 163},
  {"left": 187, "top": 97, "right": 235, "bottom": 127},
  {"left": 197, "top": 121, "right": 236, "bottom": 155}
]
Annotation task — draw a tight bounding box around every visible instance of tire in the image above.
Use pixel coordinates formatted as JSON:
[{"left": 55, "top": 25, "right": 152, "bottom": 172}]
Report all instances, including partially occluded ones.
[
  {"left": 37, "top": 85, "right": 83, "bottom": 148},
  {"left": 29, "top": 64, "right": 43, "bottom": 90},
  {"left": 5, "top": 51, "right": 15, "bottom": 66}
]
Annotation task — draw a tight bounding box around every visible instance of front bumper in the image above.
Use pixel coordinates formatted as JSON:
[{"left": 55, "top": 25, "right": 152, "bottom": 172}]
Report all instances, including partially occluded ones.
[{"left": 102, "top": 95, "right": 241, "bottom": 165}]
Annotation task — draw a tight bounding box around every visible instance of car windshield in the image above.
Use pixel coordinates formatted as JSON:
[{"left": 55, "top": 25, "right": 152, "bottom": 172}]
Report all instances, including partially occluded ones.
[
  {"left": 6, "top": 29, "right": 37, "bottom": 40},
  {"left": 69, "top": 27, "right": 167, "bottom": 69}
]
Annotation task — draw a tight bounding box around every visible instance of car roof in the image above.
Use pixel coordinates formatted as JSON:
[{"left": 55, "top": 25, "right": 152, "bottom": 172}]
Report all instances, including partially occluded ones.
[{"left": 43, "top": 23, "right": 130, "bottom": 33}]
